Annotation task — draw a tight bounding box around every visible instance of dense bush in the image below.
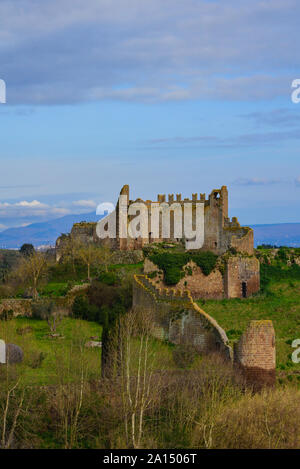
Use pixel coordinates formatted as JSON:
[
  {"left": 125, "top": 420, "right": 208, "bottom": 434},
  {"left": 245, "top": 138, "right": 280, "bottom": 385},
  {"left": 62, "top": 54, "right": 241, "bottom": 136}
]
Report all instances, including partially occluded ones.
[
  {"left": 72, "top": 277, "right": 132, "bottom": 325},
  {"left": 72, "top": 295, "right": 100, "bottom": 322},
  {"left": 191, "top": 251, "right": 218, "bottom": 275},
  {"left": 149, "top": 251, "right": 218, "bottom": 285},
  {"left": 97, "top": 271, "right": 117, "bottom": 286},
  {"left": 20, "top": 243, "right": 35, "bottom": 257}
]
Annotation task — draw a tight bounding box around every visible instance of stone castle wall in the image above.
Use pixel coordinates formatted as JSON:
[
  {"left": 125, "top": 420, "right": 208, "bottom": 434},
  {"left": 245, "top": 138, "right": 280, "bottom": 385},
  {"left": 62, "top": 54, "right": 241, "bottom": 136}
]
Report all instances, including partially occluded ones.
[
  {"left": 56, "top": 184, "right": 254, "bottom": 257},
  {"left": 133, "top": 275, "right": 275, "bottom": 388},
  {"left": 133, "top": 274, "right": 232, "bottom": 359},
  {"left": 225, "top": 256, "right": 260, "bottom": 299},
  {"left": 144, "top": 255, "right": 260, "bottom": 300},
  {"left": 112, "top": 185, "right": 254, "bottom": 255}
]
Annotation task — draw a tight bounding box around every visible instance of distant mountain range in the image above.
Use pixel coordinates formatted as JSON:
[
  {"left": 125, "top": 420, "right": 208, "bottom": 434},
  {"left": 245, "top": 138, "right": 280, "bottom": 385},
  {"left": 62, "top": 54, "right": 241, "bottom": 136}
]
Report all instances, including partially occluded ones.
[
  {"left": 251, "top": 223, "right": 300, "bottom": 248},
  {"left": 0, "top": 212, "right": 101, "bottom": 249},
  {"left": 0, "top": 214, "right": 299, "bottom": 249}
]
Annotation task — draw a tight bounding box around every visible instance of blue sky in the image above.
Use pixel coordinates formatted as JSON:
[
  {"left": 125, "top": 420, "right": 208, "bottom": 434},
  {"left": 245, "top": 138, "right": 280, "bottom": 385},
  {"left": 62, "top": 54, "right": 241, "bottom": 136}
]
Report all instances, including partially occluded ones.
[{"left": 0, "top": 0, "right": 299, "bottom": 230}]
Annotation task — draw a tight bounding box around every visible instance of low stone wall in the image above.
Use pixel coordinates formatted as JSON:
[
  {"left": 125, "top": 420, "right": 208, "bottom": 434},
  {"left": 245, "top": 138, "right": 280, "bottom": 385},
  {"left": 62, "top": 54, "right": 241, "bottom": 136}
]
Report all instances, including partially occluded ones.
[
  {"left": 0, "top": 299, "right": 32, "bottom": 317},
  {"left": 0, "top": 296, "right": 70, "bottom": 318},
  {"left": 0, "top": 283, "right": 91, "bottom": 318},
  {"left": 133, "top": 274, "right": 232, "bottom": 360}
]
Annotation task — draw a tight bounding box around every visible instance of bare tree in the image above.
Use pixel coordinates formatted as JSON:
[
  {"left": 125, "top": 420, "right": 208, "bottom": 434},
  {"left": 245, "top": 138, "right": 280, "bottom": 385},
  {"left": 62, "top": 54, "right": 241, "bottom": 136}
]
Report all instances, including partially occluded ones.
[
  {"left": 47, "top": 311, "right": 63, "bottom": 335},
  {"left": 14, "top": 251, "right": 47, "bottom": 299},
  {"left": 97, "top": 246, "right": 114, "bottom": 273},
  {"left": 77, "top": 243, "right": 105, "bottom": 281},
  {"left": 110, "top": 309, "right": 162, "bottom": 449},
  {"left": 53, "top": 328, "right": 89, "bottom": 448},
  {"left": 59, "top": 233, "right": 81, "bottom": 274}
]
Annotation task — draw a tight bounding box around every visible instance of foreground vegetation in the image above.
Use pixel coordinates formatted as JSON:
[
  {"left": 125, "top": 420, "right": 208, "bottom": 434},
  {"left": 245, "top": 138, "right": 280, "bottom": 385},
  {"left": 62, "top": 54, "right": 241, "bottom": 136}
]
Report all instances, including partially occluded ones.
[{"left": 2, "top": 244, "right": 300, "bottom": 448}]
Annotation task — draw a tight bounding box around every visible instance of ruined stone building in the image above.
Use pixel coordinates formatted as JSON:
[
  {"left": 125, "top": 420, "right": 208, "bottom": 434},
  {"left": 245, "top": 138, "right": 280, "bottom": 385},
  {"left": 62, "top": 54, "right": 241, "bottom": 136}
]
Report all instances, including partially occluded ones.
[
  {"left": 56, "top": 184, "right": 260, "bottom": 299},
  {"left": 95, "top": 184, "right": 254, "bottom": 254}
]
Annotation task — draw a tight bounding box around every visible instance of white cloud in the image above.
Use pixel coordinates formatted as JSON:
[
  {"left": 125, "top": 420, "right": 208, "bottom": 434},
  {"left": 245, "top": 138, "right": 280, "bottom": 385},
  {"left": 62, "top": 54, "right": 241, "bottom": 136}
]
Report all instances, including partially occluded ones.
[
  {"left": 72, "top": 199, "right": 97, "bottom": 208},
  {"left": 15, "top": 200, "right": 48, "bottom": 208},
  {"left": 0, "top": 199, "right": 70, "bottom": 219}
]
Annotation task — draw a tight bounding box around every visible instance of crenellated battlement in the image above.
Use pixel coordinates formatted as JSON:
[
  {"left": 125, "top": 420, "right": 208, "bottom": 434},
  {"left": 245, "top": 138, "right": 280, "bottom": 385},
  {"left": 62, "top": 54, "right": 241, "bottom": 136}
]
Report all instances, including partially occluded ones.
[
  {"left": 134, "top": 273, "right": 231, "bottom": 357},
  {"left": 56, "top": 183, "right": 254, "bottom": 256},
  {"left": 137, "top": 274, "right": 194, "bottom": 306},
  {"left": 154, "top": 188, "right": 226, "bottom": 205}
]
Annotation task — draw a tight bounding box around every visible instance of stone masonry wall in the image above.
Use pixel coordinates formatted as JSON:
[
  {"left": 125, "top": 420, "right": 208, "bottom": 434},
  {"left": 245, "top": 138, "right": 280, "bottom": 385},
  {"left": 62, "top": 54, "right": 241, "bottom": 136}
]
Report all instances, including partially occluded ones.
[
  {"left": 133, "top": 274, "right": 232, "bottom": 359},
  {"left": 0, "top": 299, "right": 32, "bottom": 317},
  {"left": 144, "top": 255, "right": 260, "bottom": 300},
  {"left": 225, "top": 256, "right": 260, "bottom": 299},
  {"left": 0, "top": 284, "right": 90, "bottom": 318},
  {"left": 59, "top": 184, "right": 254, "bottom": 256},
  {"left": 234, "top": 320, "right": 276, "bottom": 389},
  {"left": 133, "top": 276, "right": 275, "bottom": 388}
]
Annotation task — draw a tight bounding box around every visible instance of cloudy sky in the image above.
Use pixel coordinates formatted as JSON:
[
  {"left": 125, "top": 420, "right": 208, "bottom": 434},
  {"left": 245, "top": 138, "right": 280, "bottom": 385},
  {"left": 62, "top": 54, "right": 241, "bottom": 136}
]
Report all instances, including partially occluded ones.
[{"left": 0, "top": 0, "right": 299, "bottom": 230}]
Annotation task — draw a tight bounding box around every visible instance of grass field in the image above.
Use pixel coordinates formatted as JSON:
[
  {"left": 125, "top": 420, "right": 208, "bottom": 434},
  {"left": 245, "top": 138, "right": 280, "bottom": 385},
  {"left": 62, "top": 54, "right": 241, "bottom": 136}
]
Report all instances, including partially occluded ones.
[
  {"left": 198, "top": 279, "right": 300, "bottom": 381},
  {"left": 0, "top": 317, "right": 102, "bottom": 386}
]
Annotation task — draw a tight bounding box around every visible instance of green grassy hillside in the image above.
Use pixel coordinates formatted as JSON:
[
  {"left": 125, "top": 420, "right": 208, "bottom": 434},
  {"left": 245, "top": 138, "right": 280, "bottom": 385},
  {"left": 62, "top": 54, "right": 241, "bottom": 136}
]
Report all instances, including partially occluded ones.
[
  {"left": 198, "top": 279, "right": 300, "bottom": 383},
  {"left": 0, "top": 317, "right": 102, "bottom": 386}
]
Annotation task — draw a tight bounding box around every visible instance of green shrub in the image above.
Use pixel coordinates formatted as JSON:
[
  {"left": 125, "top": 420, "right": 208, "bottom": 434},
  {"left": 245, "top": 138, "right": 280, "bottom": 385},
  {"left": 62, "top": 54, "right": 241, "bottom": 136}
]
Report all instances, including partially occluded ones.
[
  {"left": 191, "top": 251, "right": 218, "bottom": 275},
  {"left": 72, "top": 295, "right": 99, "bottom": 322},
  {"left": 149, "top": 251, "right": 218, "bottom": 285},
  {"left": 164, "top": 266, "right": 182, "bottom": 285},
  {"left": 97, "top": 272, "right": 117, "bottom": 286},
  {"left": 20, "top": 243, "right": 35, "bottom": 257}
]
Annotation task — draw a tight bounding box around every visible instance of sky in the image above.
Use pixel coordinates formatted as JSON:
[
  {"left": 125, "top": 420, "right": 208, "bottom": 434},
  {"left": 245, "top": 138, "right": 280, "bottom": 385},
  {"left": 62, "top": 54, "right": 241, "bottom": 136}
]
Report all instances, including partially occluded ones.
[{"left": 0, "top": 0, "right": 299, "bottom": 230}]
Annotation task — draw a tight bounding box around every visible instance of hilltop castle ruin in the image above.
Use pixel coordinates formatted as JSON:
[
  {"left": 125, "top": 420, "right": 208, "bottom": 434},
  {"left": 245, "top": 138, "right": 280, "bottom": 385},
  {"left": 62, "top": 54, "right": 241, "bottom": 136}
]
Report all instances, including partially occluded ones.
[
  {"left": 95, "top": 184, "right": 254, "bottom": 254},
  {"left": 56, "top": 184, "right": 260, "bottom": 299}
]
